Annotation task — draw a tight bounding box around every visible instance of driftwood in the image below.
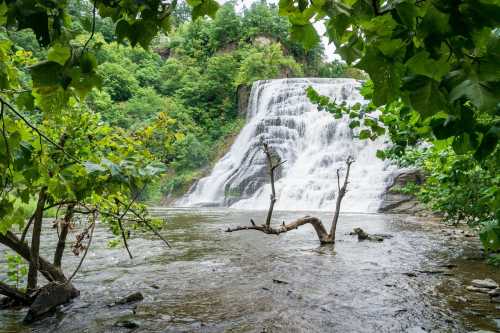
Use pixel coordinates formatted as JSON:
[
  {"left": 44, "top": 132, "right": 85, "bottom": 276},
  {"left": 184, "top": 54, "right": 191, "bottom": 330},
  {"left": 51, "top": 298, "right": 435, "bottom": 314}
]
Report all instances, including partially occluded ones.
[{"left": 226, "top": 141, "right": 354, "bottom": 244}]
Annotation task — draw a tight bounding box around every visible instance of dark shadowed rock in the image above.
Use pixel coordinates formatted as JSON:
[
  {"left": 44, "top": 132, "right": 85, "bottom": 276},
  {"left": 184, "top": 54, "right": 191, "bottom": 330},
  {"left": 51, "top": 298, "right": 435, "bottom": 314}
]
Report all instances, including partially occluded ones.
[
  {"left": 237, "top": 84, "right": 251, "bottom": 117},
  {"left": 23, "top": 282, "right": 79, "bottom": 323},
  {"left": 114, "top": 319, "right": 140, "bottom": 329}
]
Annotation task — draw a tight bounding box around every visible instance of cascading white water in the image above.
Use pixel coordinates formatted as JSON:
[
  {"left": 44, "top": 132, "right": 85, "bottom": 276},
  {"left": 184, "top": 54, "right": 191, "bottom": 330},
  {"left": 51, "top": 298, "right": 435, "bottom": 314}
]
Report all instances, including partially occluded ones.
[{"left": 177, "top": 78, "right": 396, "bottom": 212}]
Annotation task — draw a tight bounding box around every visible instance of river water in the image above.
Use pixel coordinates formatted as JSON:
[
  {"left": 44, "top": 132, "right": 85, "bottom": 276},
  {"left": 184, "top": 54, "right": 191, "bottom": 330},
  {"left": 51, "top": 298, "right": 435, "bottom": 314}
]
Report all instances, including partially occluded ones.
[{"left": 0, "top": 209, "right": 499, "bottom": 332}]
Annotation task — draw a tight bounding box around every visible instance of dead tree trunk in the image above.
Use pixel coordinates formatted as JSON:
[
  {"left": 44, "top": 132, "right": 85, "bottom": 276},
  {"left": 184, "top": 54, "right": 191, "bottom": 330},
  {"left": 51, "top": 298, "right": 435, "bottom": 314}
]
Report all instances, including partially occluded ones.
[
  {"left": 262, "top": 142, "right": 286, "bottom": 229},
  {"left": 226, "top": 142, "right": 354, "bottom": 244},
  {"left": 27, "top": 187, "right": 47, "bottom": 292},
  {"left": 329, "top": 156, "right": 354, "bottom": 242}
]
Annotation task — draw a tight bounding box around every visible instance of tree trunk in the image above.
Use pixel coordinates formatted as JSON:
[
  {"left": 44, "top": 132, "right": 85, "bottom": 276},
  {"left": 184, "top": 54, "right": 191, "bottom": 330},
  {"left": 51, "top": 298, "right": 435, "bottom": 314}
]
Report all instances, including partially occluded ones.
[
  {"left": 53, "top": 204, "right": 74, "bottom": 268},
  {"left": 27, "top": 187, "right": 47, "bottom": 292},
  {"left": 0, "top": 281, "right": 31, "bottom": 305}
]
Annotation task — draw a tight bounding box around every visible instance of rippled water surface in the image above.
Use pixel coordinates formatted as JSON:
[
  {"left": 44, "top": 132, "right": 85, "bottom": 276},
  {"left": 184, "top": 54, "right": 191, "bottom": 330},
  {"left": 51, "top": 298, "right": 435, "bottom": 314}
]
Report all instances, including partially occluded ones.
[{"left": 1, "top": 209, "right": 499, "bottom": 332}]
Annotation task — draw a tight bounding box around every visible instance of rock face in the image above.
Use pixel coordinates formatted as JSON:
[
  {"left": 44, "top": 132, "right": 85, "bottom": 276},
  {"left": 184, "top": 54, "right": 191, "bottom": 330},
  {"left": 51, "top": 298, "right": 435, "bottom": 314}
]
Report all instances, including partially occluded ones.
[
  {"left": 237, "top": 84, "right": 251, "bottom": 117},
  {"left": 378, "top": 169, "right": 427, "bottom": 214},
  {"left": 24, "top": 282, "right": 80, "bottom": 323}
]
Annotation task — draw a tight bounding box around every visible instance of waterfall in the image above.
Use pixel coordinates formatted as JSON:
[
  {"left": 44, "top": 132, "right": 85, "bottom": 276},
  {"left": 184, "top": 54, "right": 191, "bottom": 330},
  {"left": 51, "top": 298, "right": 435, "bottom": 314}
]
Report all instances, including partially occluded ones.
[{"left": 176, "top": 78, "right": 396, "bottom": 212}]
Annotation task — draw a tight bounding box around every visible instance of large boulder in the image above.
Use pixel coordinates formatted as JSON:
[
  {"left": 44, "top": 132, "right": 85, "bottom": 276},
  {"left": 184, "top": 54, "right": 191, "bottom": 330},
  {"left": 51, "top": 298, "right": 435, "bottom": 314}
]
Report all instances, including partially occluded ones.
[
  {"left": 378, "top": 169, "right": 427, "bottom": 214},
  {"left": 24, "top": 282, "right": 79, "bottom": 323}
]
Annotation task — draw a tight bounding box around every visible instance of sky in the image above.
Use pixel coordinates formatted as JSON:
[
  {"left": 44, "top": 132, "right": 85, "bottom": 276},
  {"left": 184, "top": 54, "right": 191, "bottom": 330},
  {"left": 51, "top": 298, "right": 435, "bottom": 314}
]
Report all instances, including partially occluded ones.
[{"left": 223, "top": 0, "right": 340, "bottom": 61}]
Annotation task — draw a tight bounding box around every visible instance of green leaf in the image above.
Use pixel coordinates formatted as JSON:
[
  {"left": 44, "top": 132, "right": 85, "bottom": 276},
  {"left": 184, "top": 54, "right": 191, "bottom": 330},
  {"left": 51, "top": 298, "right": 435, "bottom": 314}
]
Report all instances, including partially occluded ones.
[
  {"left": 359, "top": 129, "right": 371, "bottom": 139},
  {"left": 406, "top": 51, "right": 450, "bottom": 81},
  {"left": 129, "top": 20, "right": 157, "bottom": 49},
  {"left": 376, "top": 39, "right": 405, "bottom": 58},
  {"left": 452, "top": 134, "right": 472, "bottom": 155},
  {"left": 349, "top": 120, "right": 360, "bottom": 128},
  {"left": 395, "top": 2, "right": 417, "bottom": 29},
  {"left": 403, "top": 76, "right": 448, "bottom": 119},
  {"left": 325, "top": 14, "right": 350, "bottom": 46},
  {"left": 192, "top": 0, "right": 220, "bottom": 20},
  {"left": 115, "top": 19, "right": 131, "bottom": 42},
  {"left": 17, "top": 11, "right": 51, "bottom": 46},
  {"left": 357, "top": 48, "right": 403, "bottom": 106},
  {"left": 47, "top": 43, "right": 71, "bottom": 66},
  {"left": 449, "top": 77, "right": 500, "bottom": 113},
  {"left": 430, "top": 116, "right": 460, "bottom": 140},
  {"left": 376, "top": 149, "right": 386, "bottom": 160},
  {"left": 338, "top": 34, "right": 363, "bottom": 64},
  {"left": 361, "top": 15, "right": 397, "bottom": 38},
  {"left": 420, "top": 5, "right": 450, "bottom": 37},
  {"left": 290, "top": 23, "right": 320, "bottom": 50},
  {"left": 79, "top": 52, "right": 97, "bottom": 74},
  {"left": 30, "top": 61, "right": 65, "bottom": 89},
  {"left": 15, "top": 91, "right": 35, "bottom": 111},
  {"left": 480, "top": 220, "right": 500, "bottom": 252},
  {"left": 474, "top": 125, "right": 499, "bottom": 160},
  {"left": 486, "top": 29, "right": 500, "bottom": 59}
]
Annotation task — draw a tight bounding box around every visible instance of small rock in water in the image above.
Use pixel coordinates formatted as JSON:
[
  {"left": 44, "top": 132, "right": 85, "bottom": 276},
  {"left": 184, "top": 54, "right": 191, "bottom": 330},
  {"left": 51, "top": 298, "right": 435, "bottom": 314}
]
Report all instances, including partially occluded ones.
[
  {"left": 350, "top": 228, "right": 369, "bottom": 240},
  {"left": 112, "top": 292, "right": 144, "bottom": 306},
  {"left": 114, "top": 320, "right": 140, "bottom": 329},
  {"left": 466, "top": 286, "right": 492, "bottom": 294},
  {"left": 150, "top": 284, "right": 160, "bottom": 289},
  {"left": 455, "top": 296, "right": 468, "bottom": 303},
  {"left": 471, "top": 279, "right": 498, "bottom": 289},
  {"left": 272, "top": 279, "right": 289, "bottom": 285}
]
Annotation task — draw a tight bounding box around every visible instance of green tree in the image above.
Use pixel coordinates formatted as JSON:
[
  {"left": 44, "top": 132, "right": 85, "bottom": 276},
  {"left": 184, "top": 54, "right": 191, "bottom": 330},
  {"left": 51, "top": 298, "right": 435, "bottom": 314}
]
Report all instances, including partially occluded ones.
[
  {"left": 0, "top": 0, "right": 221, "bottom": 310},
  {"left": 98, "top": 62, "right": 140, "bottom": 101},
  {"left": 236, "top": 43, "right": 303, "bottom": 86}
]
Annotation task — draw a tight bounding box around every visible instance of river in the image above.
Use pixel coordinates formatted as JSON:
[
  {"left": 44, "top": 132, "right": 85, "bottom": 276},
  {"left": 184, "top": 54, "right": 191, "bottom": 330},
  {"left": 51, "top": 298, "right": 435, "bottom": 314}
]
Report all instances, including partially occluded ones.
[{"left": 0, "top": 209, "right": 499, "bottom": 332}]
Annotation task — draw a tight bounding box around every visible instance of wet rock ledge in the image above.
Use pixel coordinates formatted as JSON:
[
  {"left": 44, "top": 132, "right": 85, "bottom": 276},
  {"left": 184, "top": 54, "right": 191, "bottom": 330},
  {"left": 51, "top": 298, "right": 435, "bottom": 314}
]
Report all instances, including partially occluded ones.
[{"left": 378, "top": 168, "right": 428, "bottom": 215}]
